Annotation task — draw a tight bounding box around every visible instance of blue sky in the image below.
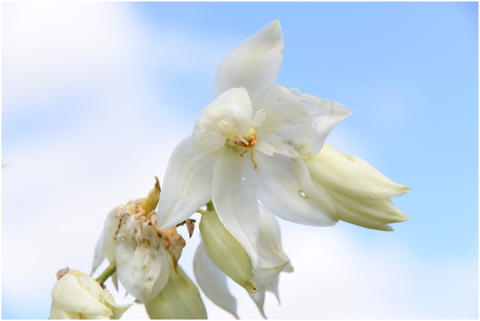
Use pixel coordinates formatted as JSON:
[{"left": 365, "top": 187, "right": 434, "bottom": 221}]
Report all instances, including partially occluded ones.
[{"left": 2, "top": 2, "right": 478, "bottom": 319}]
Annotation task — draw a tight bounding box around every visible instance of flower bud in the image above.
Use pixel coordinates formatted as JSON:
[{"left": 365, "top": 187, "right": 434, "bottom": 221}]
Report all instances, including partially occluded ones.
[
  {"left": 145, "top": 257, "right": 207, "bottom": 319},
  {"left": 49, "top": 270, "right": 132, "bottom": 319},
  {"left": 199, "top": 209, "right": 258, "bottom": 293},
  {"left": 305, "top": 144, "right": 410, "bottom": 231}
]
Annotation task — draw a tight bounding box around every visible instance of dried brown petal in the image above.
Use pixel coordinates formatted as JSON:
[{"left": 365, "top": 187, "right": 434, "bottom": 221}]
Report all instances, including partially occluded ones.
[
  {"left": 56, "top": 267, "right": 70, "bottom": 280},
  {"left": 158, "top": 226, "right": 186, "bottom": 273},
  {"left": 185, "top": 219, "right": 196, "bottom": 238}
]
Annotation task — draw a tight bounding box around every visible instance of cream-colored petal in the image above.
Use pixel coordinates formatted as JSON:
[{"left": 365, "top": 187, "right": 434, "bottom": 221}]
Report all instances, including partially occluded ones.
[
  {"left": 193, "top": 241, "right": 239, "bottom": 319},
  {"left": 305, "top": 144, "right": 411, "bottom": 199},
  {"left": 212, "top": 148, "right": 261, "bottom": 272},
  {"left": 91, "top": 205, "right": 122, "bottom": 275},
  {"left": 192, "top": 87, "right": 252, "bottom": 154},
  {"left": 115, "top": 217, "right": 169, "bottom": 303},
  {"left": 313, "top": 181, "right": 408, "bottom": 231},
  {"left": 49, "top": 303, "right": 80, "bottom": 319},
  {"left": 157, "top": 136, "right": 221, "bottom": 230},
  {"left": 255, "top": 85, "right": 317, "bottom": 158},
  {"left": 51, "top": 273, "right": 112, "bottom": 316},
  {"left": 145, "top": 259, "right": 207, "bottom": 319},
  {"left": 214, "top": 19, "right": 284, "bottom": 101},
  {"left": 104, "top": 289, "right": 133, "bottom": 319},
  {"left": 249, "top": 286, "right": 267, "bottom": 319},
  {"left": 289, "top": 89, "right": 352, "bottom": 155},
  {"left": 246, "top": 152, "right": 338, "bottom": 226}
]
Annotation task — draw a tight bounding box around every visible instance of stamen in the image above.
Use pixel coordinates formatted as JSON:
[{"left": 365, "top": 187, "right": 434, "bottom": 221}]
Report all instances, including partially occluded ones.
[{"left": 250, "top": 149, "right": 258, "bottom": 169}]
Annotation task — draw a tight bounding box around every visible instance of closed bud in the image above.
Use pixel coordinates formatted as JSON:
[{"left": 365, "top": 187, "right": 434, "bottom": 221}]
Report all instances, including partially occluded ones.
[
  {"left": 49, "top": 270, "right": 132, "bottom": 319},
  {"left": 199, "top": 210, "right": 258, "bottom": 293},
  {"left": 145, "top": 257, "right": 207, "bottom": 319}
]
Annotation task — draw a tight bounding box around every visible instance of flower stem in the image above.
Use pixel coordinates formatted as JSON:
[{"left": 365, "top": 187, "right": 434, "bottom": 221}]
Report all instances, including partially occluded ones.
[
  {"left": 95, "top": 261, "right": 116, "bottom": 285},
  {"left": 197, "top": 209, "right": 206, "bottom": 215}
]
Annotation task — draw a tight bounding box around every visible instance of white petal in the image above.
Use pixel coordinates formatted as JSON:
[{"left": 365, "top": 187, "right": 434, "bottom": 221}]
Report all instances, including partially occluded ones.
[
  {"left": 257, "top": 206, "right": 292, "bottom": 271},
  {"left": 251, "top": 109, "right": 266, "bottom": 128},
  {"left": 214, "top": 19, "right": 284, "bottom": 100},
  {"left": 246, "top": 152, "right": 338, "bottom": 226},
  {"left": 115, "top": 218, "right": 169, "bottom": 303},
  {"left": 255, "top": 140, "right": 276, "bottom": 156},
  {"left": 314, "top": 181, "right": 408, "bottom": 231},
  {"left": 51, "top": 273, "right": 112, "bottom": 316},
  {"left": 193, "top": 241, "right": 238, "bottom": 319},
  {"left": 49, "top": 303, "right": 80, "bottom": 319},
  {"left": 104, "top": 289, "right": 133, "bottom": 319},
  {"left": 255, "top": 85, "right": 317, "bottom": 158},
  {"left": 249, "top": 286, "right": 267, "bottom": 319},
  {"left": 305, "top": 144, "right": 411, "bottom": 199},
  {"left": 91, "top": 205, "right": 122, "bottom": 275},
  {"left": 265, "top": 276, "right": 281, "bottom": 304},
  {"left": 192, "top": 87, "right": 252, "bottom": 154},
  {"left": 157, "top": 136, "right": 221, "bottom": 230},
  {"left": 212, "top": 148, "right": 261, "bottom": 272},
  {"left": 289, "top": 88, "right": 352, "bottom": 154}
]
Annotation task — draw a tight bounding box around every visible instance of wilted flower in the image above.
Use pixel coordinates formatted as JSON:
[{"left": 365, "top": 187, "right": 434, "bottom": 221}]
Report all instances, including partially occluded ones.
[
  {"left": 305, "top": 144, "right": 410, "bottom": 231},
  {"left": 49, "top": 270, "right": 132, "bottom": 319},
  {"left": 157, "top": 19, "right": 351, "bottom": 272},
  {"left": 92, "top": 179, "right": 183, "bottom": 303}
]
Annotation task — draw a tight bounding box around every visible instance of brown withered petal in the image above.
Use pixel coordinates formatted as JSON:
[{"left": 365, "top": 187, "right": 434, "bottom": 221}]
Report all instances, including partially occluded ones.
[
  {"left": 56, "top": 267, "right": 70, "bottom": 280},
  {"left": 158, "top": 226, "right": 186, "bottom": 273},
  {"left": 186, "top": 219, "right": 196, "bottom": 238}
]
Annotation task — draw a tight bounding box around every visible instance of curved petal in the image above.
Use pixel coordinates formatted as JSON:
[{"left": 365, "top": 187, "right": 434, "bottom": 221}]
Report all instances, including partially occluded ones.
[
  {"left": 157, "top": 136, "right": 221, "bottom": 230},
  {"left": 212, "top": 148, "right": 261, "bottom": 272},
  {"left": 313, "top": 181, "right": 408, "bottom": 231},
  {"left": 51, "top": 273, "right": 113, "bottom": 316},
  {"left": 193, "top": 241, "right": 239, "bottom": 319},
  {"left": 214, "top": 19, "right": 284, "bottom": 101},
  {"left": 305, "top": 144, "right": 411, "bottom": 199},
  {"left": 255, "top": 85, "right": 317, "bottom": 158},
  {"left": 49, "top": 303, "right": 80, "bottom": 319},
  {"left": 266, "top": 275, "right": 281, "bottom": 304},
  {"left": 192, "top": 87, "right": 252, "bottom": 154},
  {"left": 257, "top": 206, "right": 292, "bottom": 270},
  {"left": 104, "top": 289, "right": 133, "bottom": 319},
  {"left": 249, "top": 286, "right": 267, "bottom": 319},
  {"left": 91, "top": 205, "right": 122, "bottom": 275},
  {"left": 289, "top": 89, "right": 353, "bottom": 155},
  {"left": 115, "top": 218, "right": 169, "bottom": 303},
  {"left": 246, "top": 152, "right": 338, "bottom": 226}
]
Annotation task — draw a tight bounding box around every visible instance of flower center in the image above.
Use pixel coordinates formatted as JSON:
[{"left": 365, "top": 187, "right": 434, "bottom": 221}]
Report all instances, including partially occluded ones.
[{"left": 227, "top": 125, "right": 259, "bottom": 169}]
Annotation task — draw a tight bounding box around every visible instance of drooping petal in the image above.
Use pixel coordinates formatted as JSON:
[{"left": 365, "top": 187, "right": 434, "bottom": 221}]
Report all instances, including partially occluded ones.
[
  {"left": 192, "top": 87, "right": 252, "bottom": 154},
  {"left": 246, "top": 152, "right": 338, "bottom": 226},
  {"left": 115, "top": 217, "right": 169, "bottom": 303},
  {"left": 193, "top": 241, "right": 239, "bottom": 319},
  {"left": 254, "top": 85, "right": 317, "bottom": 158},
  {"left": 265, "top": 275, "right": 281, "bottom": 304},
  {"left": 249, "top": 286, "right": 267, "bottom": 319},
  {"left": 51, "top": 273, "right": 113, "bottom": 316},
  {"left": 104, "top": 289, "right": 133, "bottom": 319},
  {"left": 212, "top": 148, "right": 261, "bottom": 272},
  {"left": 289, "top": 89, "right": 353, "bottom": 155},
  {"left": 157, "top": 136, "right": 221, "bottom": 230},
  {"left": 49, "top": 303, "right": 80, "bottom": 319},
  {"left": 305, "top": 144, "right": 411, "bottom": 199},
  {"left": 313, "top": 181, "right": 408, "bottom": 231},
  {"left": 257, "top": 206, "right": 293, "bottom": 271},
  {"left": 214, "top": 19, "right": 284, "bottom": 100},
  {"left": 91, "top": 206, "right": 122, "bottom": 275}
]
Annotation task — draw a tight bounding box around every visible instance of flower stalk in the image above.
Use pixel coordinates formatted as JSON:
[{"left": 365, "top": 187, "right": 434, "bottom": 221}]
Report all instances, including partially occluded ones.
[{"left": 95, "top": 261, "right": 116, "bottom": 285}]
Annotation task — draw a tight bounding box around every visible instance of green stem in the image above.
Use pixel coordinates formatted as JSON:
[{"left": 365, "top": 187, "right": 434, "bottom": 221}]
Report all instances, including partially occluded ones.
[
  {"left": 95, "top": 261, "right": 116, "bottom": 284},
  {"left": 197, "top": 209, "right": 206, "bottom": 215}
]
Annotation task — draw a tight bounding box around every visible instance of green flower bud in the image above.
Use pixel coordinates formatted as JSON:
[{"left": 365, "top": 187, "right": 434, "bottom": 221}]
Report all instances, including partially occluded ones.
[
  {"left": 145, "top": 258, "right": 207, "bottom": 319},
  {"left": 199, "top": 210, "right": 258, "bottom": 293}
]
